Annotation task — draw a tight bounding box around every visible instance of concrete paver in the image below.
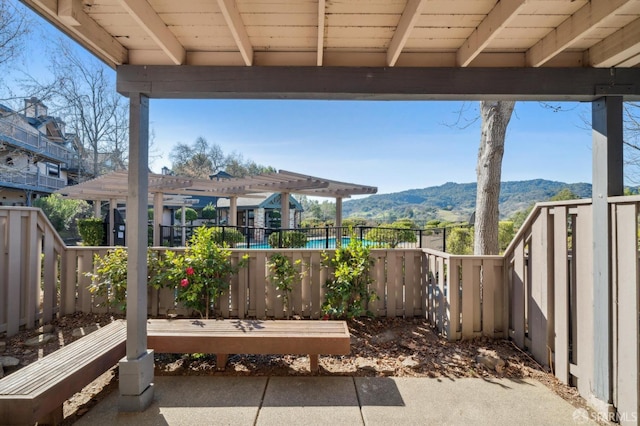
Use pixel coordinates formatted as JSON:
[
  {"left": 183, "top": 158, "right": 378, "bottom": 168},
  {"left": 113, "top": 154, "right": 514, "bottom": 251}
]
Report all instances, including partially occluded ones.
[{"left": 73, "top": 376, "right": 594, "bottom": 426}]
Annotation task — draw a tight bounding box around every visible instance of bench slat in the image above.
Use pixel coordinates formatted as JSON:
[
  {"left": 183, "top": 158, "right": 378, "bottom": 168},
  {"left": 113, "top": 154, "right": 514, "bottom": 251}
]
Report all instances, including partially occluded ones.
[{"left": 0, "top": 320, "right": 126, "bottom": 424}]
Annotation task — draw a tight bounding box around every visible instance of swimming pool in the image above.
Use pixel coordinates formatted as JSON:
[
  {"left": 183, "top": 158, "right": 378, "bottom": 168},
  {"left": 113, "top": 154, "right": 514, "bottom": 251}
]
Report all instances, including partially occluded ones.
[{"left": 237, "top": 236, "right": 379, "bottom": 249}]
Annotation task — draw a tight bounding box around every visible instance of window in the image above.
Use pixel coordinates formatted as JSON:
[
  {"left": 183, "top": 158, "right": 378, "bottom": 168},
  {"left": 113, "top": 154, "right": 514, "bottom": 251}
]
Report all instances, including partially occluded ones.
[{"left": 47, "top": 162, "right": 60, "bottom": 177}]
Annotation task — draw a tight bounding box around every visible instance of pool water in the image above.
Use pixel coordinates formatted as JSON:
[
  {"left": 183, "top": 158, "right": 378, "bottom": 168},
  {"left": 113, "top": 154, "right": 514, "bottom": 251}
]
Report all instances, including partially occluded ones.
[{"left": 238, "top": 236, "right": 378, "bottom": 249}]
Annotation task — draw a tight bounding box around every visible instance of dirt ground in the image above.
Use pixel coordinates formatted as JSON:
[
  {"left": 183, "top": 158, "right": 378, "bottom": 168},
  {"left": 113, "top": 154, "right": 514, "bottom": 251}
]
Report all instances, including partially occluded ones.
[{"left": 1, "top": 313, "right": 608, "bottom": 425}]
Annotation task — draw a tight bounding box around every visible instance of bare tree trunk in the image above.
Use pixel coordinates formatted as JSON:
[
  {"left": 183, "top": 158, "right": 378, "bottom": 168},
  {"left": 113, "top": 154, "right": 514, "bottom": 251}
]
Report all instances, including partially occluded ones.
[{"left": 474, "top": 100, "right": 515, "bottom": 255}]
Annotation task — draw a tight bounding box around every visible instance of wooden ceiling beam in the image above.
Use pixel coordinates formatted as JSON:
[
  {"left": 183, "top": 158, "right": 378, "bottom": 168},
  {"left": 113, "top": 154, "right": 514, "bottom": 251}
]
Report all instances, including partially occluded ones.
[
  {"left": 216, "top": 0, "right": 253, "bottom": 66},
  {"left": 387, "top": 0, "right": 426, "bottom": 67},
  {"left": 457, "top": 0, "right": 527, "bottom": 67},
  {"left": 27, "top": 0, "right": 127, "bottom": 66},
  {"left": 118, "top": 0, "right": 186, "bottom": 65},
  {"left": 526, "top": 0, "right": 638, "bottom": 67},
  {"left": 317, "top": 0, "right": 326, "bottom": 66},
  {"left": 116, "top": 65, "right": 640, "bottom": 101},
  {"left": 588, "top": 17, "right": 640, "bottom": 67}
]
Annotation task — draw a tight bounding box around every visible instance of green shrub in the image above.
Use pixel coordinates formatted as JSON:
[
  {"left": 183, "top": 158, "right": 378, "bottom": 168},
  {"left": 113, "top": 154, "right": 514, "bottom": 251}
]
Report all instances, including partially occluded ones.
[
  {"left": 210, "top": 227, "right": 244, "bottom": 246},
  {"left": 267, "top": 253, "right": 304, "bottom": 319},
  {"left": 322, "top": 236, "right": 376, "bottom": 319},
  {"left": 446, "top": 227, "right": 473, "bottom": 255},
  {"left": 364, "top": 223, "right": 417, "bottom": 248},
  {"left": 77, "top": 218, "right": 104, "bottom": 246},
  {"left": 268, "top": 231, "right": 307, "bottom": 248},
  {"left": 162, "top": 227, "right": 248, "bottom": 318},
  {"left": 175, "top": 207, "right": 198, "bottom": 223},
  {"left": 201, "top": 203, "right": 216, "bottom": 221},
  {"left": 34, "top": 194, "right": 91, "bottom": 236}
]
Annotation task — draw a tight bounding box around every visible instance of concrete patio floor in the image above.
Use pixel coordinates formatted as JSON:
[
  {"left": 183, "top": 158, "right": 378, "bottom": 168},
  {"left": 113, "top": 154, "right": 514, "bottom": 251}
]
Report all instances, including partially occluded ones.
[{"left": 75, "top": 376, "right": 595, "bottom": 425}]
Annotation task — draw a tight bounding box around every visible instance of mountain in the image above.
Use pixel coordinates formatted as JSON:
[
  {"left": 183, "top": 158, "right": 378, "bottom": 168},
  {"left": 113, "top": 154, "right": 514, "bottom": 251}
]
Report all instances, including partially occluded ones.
[{"left": 342, "top": 179, "right": 593, "bottom": 224}]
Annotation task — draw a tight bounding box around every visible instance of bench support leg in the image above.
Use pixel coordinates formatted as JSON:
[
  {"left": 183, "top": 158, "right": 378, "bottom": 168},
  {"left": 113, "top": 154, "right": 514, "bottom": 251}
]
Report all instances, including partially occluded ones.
[
  {"left": 216, "top": 354, "right": 228, "bottom": 371},
  {"left": 38, "top": 405, "right": 63, "bottom": 425},
  {"left": 310, "top": 354, "right": 319, "bottom": 372}
]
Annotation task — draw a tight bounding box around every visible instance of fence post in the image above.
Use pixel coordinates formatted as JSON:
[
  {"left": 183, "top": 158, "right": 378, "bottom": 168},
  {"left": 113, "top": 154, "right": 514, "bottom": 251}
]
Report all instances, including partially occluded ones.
[
  {"left": 418, "top": 229, "right": 422, "bottom": 248},
  {"left": 325, "top": 227, "right": 330, "bottom": 249}
]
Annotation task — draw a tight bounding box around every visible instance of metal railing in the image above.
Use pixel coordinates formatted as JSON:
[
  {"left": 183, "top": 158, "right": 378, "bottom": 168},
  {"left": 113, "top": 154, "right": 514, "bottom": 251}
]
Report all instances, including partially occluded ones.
[
  {"left": 156, "top": 224, "right": 448, "bottom": 249},
  {"left": 0, "top": 170, "right": 66, "bottom": 191},
  {"left": 0, "top": 116, "right": 76, "bottom": 163}
]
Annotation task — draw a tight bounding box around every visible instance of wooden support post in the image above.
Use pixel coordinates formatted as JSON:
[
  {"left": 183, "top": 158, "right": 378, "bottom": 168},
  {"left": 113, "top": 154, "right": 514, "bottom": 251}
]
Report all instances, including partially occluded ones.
[
  {"left": 281, "top": 192, "right": 290, "bottom": 228},
  {"left": 229, "top": 197, "right": 238, "bottom": 226},
  {"left": 153, "top": 192, "right": 162, "bottom": 246},
  {"left": 120, "top": 92, "right": 154, "bottom": 412},
  {"left": 109, "top": 198, "right": 116, "bottom": 246},
  {"left": 181, "top": 204, "right": 187, "bottom": 246},
  {"left": 591, "top": 96, "right": 623, "bottom": 410}
]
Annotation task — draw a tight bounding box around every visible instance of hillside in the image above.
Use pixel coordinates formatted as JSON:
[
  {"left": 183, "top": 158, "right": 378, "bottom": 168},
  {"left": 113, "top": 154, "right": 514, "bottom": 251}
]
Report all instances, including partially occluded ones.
[{"left": 342, "top": 179, "right": 593, "bottom": 224}]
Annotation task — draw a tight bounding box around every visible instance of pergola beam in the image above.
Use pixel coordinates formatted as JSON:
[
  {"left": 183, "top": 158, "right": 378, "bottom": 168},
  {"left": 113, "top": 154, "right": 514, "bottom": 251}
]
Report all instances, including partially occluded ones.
[
  {"left": 457, "top": 0, "right": 526, "bottom": 67},
  {"left": 526, "top": 0, "right": 637, "bottom": 67},
  {"left": 216, "top": 0, "right": 253, "bottom": 66},
  {"left": 117, "top": 66, "right": 640, "bottom": 101},
  {"left": 118, "top": 0, "right": 186, "bottom": 65},
  {"left": 386, "top": 0, "right": 426, "bottom": 67}
]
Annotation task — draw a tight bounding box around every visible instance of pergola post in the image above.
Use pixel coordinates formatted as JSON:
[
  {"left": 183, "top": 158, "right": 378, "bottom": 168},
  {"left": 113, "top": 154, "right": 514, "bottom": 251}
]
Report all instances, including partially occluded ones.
[
  {"left": 93, "top": 200, "right": 101, "bottom": 218},
  {"left": 119, "top": 92, "right": 154, "bottom": 412},
  {"left": 229, "top": 196, "right": 238, "bottom": 226},
  {"left": 153, "top": 192, "right": 163, "bottom": 246},
  {"left": 109, "top": 198, "right": 116, "bottom": 246},
  {"left": 181, "top": 204, "right": 187, "bottom": 246},
  {"left": 591, "top": 96, "right": 623, "bottom": 413},
  {"left": 281, "top": 192, "right": 290, "bottom": 228}
]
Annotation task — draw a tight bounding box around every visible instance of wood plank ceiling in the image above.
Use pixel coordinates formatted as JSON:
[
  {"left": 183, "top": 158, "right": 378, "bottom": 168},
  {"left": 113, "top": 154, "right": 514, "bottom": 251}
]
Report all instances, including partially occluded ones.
[{"left": 21, "top": 0, "right": 640, "bottom": 70}]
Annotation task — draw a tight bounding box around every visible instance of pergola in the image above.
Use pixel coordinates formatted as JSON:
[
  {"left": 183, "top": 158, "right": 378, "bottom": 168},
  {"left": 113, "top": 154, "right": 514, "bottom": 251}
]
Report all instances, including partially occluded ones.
[
  {"left": 56, "top": 169, "right": 377, "bottom": 244},
  {"left": 19, "top": 0, "right": 640, "bottom": 415}
]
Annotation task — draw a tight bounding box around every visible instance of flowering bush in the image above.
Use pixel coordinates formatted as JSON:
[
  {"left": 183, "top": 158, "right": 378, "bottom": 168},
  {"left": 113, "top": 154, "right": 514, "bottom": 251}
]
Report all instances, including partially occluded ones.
[{"left": 164, "top": 226, "right": 248, "bottom": 318}]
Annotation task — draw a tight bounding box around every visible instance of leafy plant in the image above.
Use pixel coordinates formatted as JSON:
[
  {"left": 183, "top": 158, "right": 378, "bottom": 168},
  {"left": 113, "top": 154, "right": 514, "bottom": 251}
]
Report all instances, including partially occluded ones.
[
  {"left": 164, "top": 226, "right": 248, "bottom": 318},
  {"left": 267, "top": 253, "right": 304, "bottom": 319},
  {"left": 202, "top": 203, "right": 216, "bottom": 222},
  {"left": 77, "top": 218, "right": 105, "bottom": 246},
  {"left": 322, "top": 236, "right": 376, "bottom": 319},
  {"left": 210, "top": 227, "right": 244, "bottom": 246},
  {"left": 446, "top": 227, "right": 473, "bottom": 254},
  {"left": 34, "top": 194, "right": 91, "bottom": 236},
  {"left": 364, "top": 223, "right": 417, "bottom": 248},
  {"left": 86, "top": 248, "right": 166, "bottom": 311},
  {"left": 268, "top": 231, "right": 307, "bottom": 248},
  {"left": 175, "top": 207, "right": 198, "bottom": 223}
]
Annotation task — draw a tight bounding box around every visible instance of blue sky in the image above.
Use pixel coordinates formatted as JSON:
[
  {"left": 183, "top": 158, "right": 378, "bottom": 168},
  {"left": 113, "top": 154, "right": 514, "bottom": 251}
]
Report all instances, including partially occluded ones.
[
  {"left": 149, "top": 99, "right": 593, "bottom": 194},
  {"left": 8, "top": 0, "right": 596, "bottom": 196}
]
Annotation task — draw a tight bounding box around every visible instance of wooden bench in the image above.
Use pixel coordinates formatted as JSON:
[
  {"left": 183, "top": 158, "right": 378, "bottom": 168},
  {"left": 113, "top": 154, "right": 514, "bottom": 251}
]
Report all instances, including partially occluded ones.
[
  {"left": 147, "top": 319, "right": 350, "bottom": 372},
  {"left": 0, "top": 320, "right": 126, "bottom": 425}
]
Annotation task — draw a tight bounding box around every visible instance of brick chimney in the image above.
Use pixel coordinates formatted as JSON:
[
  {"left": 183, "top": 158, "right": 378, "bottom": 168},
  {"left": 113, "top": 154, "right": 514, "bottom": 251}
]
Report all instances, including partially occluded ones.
[{"left": 24, "top": 97, "right": 48, "bottom": 118}]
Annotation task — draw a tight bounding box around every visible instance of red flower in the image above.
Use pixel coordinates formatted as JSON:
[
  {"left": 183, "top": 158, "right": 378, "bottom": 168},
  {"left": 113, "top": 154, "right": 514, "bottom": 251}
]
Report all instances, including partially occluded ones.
[
  {"left": 180, "top": 278, "right": 189, "bottom": 287},
  {"left": 186, "top": 267, "right": 194, "bottom": 276}
]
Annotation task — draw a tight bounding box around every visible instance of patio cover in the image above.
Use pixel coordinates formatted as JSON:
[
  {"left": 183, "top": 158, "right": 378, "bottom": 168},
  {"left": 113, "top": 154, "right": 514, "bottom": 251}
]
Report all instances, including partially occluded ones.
[{"left": 20, "top": 0, "right": 640, "bottom": 415}]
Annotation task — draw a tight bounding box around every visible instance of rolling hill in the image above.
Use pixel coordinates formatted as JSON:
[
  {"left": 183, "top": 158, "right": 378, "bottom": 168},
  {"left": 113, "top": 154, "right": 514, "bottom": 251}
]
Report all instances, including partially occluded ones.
[{"left": 342, "top": 179, "right": 593, "bottom": 224}]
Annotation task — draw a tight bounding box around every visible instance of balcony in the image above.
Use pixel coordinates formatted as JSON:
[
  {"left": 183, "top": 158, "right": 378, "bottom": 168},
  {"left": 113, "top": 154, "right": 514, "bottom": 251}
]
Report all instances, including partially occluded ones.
[
  {"left": 0, "top": 117, "right": 76, "bottom": 164},
  {"left": 0, "top": 171, "right": 67, "bottom": 192}
]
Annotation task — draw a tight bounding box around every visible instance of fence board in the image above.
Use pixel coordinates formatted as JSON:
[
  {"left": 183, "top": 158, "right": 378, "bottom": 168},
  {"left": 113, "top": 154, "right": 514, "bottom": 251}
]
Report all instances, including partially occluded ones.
[
  {"left": 553, "top": 206, "right": 569, "bottom": 384},
  {"left": 511, "top": 240, "right": 526, "bottom": 348},
  {"left": 42, "top": 226, "right": 56, "bottom": 324},
  {"left": 300, "top": 252, "right": 311, "bottom": 317},
  {"left": 61, "top": 251, "right": 76, "bottom": 315},
  {"left": 24, "top": 211, "right": 39, "bottom": 329},
  {"left": 614, "top": 203, "right": 639, "bottom": 424},
  {"left": 7, "top": 210, "right": 22, "bottom": 336},
  {"left": 292, "top": 251, "right": 303, "bottom": 317},
  {"left": 386, "top": 252, "right": 398, "bottom": 317},
  {"left": 574, "top": 205, "right": 593, "bottom": 398},
  {"left": 421, "top": 251, "right": 429, "bottom": 321},
  {"left": 370, "top": 252, "right": 386, "bottom": 316},
  {"left": 237, "top": 254, "right": 248, "bottom": 318},
  {"left": 482, "top": 260, "right": 496, "bottom": 337},
  {"left": 447, "top": 258, "right": 460, "bottom": 340},
  {"left": 530, "top": 209, "right": 551, "bottom": 365},
  {"left": 76, "top": 252, "right": 93, "bottom": 313},
  {"left": 310, "top": 252, "right": 321, "bottom": 318},
  {"left": 428, "top": 255, "right": 437, "bottom": 325},
  {"left": 0, "top": 212, "right": 6, "bottom": 330},
  {"left": 460, "top": 260, "right": 474, "bottom": 338},
  {"left": 254, "top": 253, "right": 267, "bottom": 318}
]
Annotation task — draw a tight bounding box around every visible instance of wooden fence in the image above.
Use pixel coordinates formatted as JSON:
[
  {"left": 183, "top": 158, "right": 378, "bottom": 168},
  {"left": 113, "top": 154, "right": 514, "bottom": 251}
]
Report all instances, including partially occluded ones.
[{"left": 2, "top": 202, "right": 638, "bottom": 422}]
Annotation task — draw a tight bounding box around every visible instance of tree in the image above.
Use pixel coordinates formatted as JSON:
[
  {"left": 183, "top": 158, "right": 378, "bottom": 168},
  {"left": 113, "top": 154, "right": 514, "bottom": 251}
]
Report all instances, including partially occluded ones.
[
  {"left": 0, "top": 0, "right": 30, "bottom": 71},
  {"left": 474, "top": 101, "right": 515, "bottom": 255},
  {"left": 224, "top": 151, "right": 275, "bottom": 178},
  {"left": 446, "top": 227, "right": 473, "bottom": 255},
  {"left": 364, "top": 222, "right": 417, "bottom": 248},
  {"left": 170, "top": 136, "right": 224, "bottom": 178},
  {"left": 550, "top": 188, "right": 580, "bottom": 201},
  {"left": 46, "top": 42, "right": 127, "bottom": 177},
  {"left": 33, "top": 194, "right": 91, "bottom": 237}
]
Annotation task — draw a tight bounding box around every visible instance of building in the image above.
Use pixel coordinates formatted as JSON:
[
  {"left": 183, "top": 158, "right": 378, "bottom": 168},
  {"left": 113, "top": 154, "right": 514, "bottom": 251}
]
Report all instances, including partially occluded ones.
[
  {"left": 215, "top": 193, "right": 303, "bottom": 229},
  {"left": 0, "top": 98, "right": 84, "bottom": 206}
]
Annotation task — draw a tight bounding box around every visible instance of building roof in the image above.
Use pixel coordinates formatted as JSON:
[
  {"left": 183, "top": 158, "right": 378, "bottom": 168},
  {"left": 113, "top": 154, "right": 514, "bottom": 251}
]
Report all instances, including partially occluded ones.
[
  {"left": 216, "top": 193, "right": 303, "bottom": 210},
  {"left": 55, "top": 169, "right": 377, "bottom": 202}
]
